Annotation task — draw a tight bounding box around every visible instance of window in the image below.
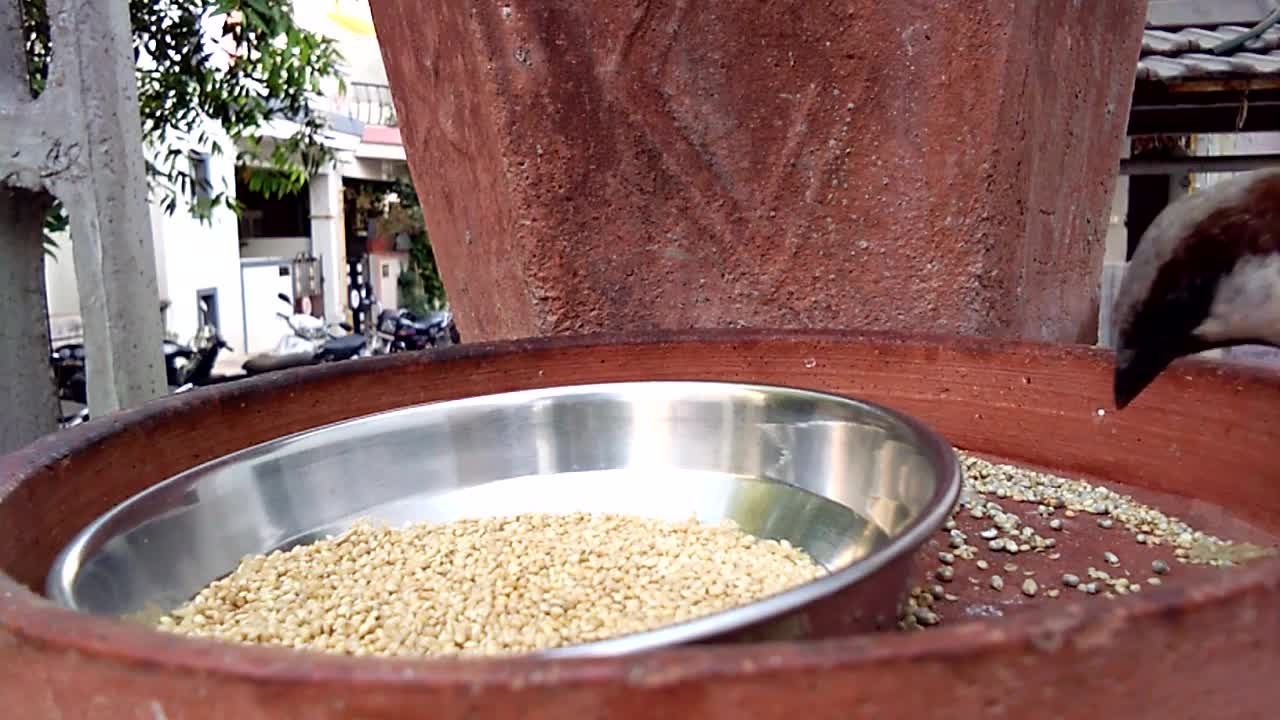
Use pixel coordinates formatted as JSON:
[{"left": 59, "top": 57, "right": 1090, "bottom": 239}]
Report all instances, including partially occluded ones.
[
  {"left": 189, "top": 152, "right": 213, "bottom": 205},
  {"left": 196, "top": 288, "right": 220, "bottom": 331}
]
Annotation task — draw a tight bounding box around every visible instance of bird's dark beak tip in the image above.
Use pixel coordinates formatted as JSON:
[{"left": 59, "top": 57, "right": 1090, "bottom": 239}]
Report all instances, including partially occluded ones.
[
  {"left": 1112, "top": 345, "right": 1171, "bottom": 411},
  {"left": 1112, "top": 385, "right": 1133, "bottom": 411}
]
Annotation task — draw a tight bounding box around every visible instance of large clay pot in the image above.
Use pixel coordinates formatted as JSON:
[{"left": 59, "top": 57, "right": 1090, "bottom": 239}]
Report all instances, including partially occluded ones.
[
  {"left": 369, "top": 0, "right": 1148, "bottom": 344},
  {"left": 0, "top": 331, "right": 1276, "bottom": 718}
]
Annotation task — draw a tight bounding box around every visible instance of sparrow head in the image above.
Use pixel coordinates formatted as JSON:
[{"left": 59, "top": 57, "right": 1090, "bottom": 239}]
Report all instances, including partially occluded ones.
[{"left": 1112, "top": 169, "right": 1280, "bottom": 409}]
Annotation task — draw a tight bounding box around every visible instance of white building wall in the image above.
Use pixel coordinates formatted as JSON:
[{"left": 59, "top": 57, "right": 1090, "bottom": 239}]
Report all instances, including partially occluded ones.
[
  {"left": 42, "top": 127, "right": 246, "bottom": 351},
  {"left": 156, "top": 134, "right": 245, "bottom": 349},
  {"left": 240, "top": 236, "right": 311, "bottom": 259},
  {"left": 43, "top": 232, "right": 79, "bottom": 318}
]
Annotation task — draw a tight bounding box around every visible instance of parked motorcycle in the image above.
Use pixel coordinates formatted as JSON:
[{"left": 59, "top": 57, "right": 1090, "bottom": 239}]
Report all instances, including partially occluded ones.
[
  {"left": 52, "top": 322, "right": 229, "bottom": 427},
  {"left": 373, "top": 306, "right": 460, "bottom": 354},
  {"left": 241, "top": 294, "right": 367, "bottom": 376}
]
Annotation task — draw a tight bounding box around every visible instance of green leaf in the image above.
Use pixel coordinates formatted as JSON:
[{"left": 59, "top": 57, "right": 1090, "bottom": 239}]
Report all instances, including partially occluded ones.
[{"left": 20, "top": 0, "right": 345, "bottom": 219}]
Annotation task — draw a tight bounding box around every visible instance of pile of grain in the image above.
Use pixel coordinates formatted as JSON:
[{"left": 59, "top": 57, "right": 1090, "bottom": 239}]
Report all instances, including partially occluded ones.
[
  {"left": 898, "top": 451, "right": 1276, "bottom": 630},
  {"left": 156, "top": 512, "right": 825, "bottom": 657}
]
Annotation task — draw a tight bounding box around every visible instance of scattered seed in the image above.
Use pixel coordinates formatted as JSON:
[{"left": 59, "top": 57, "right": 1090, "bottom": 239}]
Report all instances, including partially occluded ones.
[
  {"left": 1152, "top": 560, "right": 1170, "bottom": 575},
  {"left": 921, "top": 452, "right": 1270, "bottom": 629},
  {"left": 935, "top": 566, "right": 955, "bottom": 582},
  {"left": 912, "top": 607, "right": 939, "bottom": 626},
  {"left": 1021, "top": 579, "right": 1038, "bottom": 597},
  {"left": 929, "top": 584, "right": 946, "bottom": 599}
]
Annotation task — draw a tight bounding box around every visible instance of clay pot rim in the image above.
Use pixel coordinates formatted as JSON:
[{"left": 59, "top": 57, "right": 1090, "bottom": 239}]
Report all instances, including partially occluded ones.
[{"left": 3, "top": 328, "right": 1278, "bottom": 687}]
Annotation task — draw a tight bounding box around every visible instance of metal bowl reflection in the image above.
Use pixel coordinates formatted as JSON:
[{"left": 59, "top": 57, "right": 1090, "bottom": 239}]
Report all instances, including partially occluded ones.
[{"left": 46, "top": 381, "right": 960, "bottom": 657}]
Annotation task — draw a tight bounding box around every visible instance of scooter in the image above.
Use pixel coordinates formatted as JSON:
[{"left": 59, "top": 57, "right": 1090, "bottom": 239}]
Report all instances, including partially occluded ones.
[
  {"left": 241, "top": 294, "right": 366, "bottom": 376},
  {"left": 52, "top": 322, "right": 230, "bottom": 427}
]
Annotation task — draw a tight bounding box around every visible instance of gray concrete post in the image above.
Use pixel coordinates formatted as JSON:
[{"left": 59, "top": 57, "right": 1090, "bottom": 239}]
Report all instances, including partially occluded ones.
[
  {"left": 0, "top": 0, "right": 59, "bottom": 453},
  {"left": 0, "top": 0, "right": 166, "bottom": 453}
]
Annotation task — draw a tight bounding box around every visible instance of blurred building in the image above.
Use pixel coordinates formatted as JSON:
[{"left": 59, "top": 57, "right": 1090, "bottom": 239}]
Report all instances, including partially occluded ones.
[{"left": 44, "top": 0, "right": 412, "bottom": 357}]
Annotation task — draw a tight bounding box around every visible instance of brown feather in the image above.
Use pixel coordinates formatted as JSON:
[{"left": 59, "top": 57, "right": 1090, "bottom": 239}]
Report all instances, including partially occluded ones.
[{"left": 1112, "top": 169, "right": 1280, "bottom": 408}]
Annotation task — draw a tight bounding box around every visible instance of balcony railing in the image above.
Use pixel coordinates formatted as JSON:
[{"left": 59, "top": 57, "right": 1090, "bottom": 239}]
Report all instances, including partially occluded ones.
[{"left": 340, "top": 81, "right": 398, "bottom": 128}]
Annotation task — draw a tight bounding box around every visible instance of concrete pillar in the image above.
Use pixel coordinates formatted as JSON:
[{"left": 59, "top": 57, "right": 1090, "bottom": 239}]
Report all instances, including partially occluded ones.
[
  {"left": 372, "top": 0, "right": 1149, "bottom": 344},
  {"left": 0, "top": 0, "right": 167, "bottom": 437},
  {"left": 309, "top": 165, "right": 348, "bottom": 324},
  {"left": 0, "top": 189, "right": 60, "bottom": 454},
  {"left": 0, "top": 0, "right": 56, "bottom": 453}
]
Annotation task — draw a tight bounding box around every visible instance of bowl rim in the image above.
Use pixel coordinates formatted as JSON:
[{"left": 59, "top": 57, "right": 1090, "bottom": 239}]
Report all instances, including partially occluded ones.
[
  {"left": 2, "top": 328, "right": 1278, "bottom": 693},
  {"left": 42, "top": 378, "right": 963, "bottom": 659}
]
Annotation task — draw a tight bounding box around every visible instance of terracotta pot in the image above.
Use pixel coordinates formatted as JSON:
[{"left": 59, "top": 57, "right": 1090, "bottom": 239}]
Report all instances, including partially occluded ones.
[
  {"left": 1, "top": 330, "right": 1277, "bottom": 719},
  {"left": 369, "top": 0, "right": 1147, "bottom": 345}
]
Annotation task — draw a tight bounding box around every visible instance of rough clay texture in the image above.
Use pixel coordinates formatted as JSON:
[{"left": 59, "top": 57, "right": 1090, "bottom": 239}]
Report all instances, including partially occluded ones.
[
  {"left": 1, "top": 331, "right": 1279, "bottom": 718},
  {"left": 370, "top": 0, "right": 1147, "bottom": 343}
]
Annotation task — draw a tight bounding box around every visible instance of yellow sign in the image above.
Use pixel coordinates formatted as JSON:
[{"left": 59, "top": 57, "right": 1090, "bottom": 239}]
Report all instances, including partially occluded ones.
[{"left": 325, "top": 0, "right": 375, "bottom": 37}]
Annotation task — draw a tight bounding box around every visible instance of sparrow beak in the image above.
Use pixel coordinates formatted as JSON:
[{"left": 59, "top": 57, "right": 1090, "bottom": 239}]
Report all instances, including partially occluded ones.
[{"left": 1113, "top": 345, "right": 1178, "bottom": 409}]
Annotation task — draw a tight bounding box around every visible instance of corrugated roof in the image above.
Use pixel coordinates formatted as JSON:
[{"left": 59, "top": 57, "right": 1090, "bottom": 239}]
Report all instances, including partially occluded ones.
[{"left": 1138, "top": 24, "right": 1280, "bottom": 83}]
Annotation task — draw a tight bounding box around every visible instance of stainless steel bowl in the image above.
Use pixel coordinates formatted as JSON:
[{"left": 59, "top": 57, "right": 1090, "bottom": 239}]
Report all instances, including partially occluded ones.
[{"left": 46, "top": 381, "right": 960, "bottom": 656}]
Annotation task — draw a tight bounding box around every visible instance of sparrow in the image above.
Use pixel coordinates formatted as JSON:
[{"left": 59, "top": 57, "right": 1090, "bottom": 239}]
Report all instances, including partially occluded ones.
[{"left": 1111, "top": 168, "right": 1280, "bottom": 409}]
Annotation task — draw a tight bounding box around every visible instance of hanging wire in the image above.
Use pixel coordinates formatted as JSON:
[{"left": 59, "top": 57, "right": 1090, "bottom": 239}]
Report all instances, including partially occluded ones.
[{"left": 1212, "top": 4, "right": 1280, "bottom": 55}]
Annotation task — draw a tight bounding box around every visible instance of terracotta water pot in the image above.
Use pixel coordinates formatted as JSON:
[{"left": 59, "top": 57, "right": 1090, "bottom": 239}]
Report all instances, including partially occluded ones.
[
  {"left": 0, "top": 330, "right": 1277, "bottom": 718},
  {"left": 368, "top": 0, "right": 1147, "bottom": 344}
]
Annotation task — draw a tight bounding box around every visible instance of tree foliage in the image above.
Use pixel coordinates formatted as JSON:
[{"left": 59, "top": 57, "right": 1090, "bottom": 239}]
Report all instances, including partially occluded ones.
[
  {"left": 389, "top": 179, "right": 448, "bottom": 311},
  {"left": 21, "top": 0, "right": 345, "bottom": 233}
]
